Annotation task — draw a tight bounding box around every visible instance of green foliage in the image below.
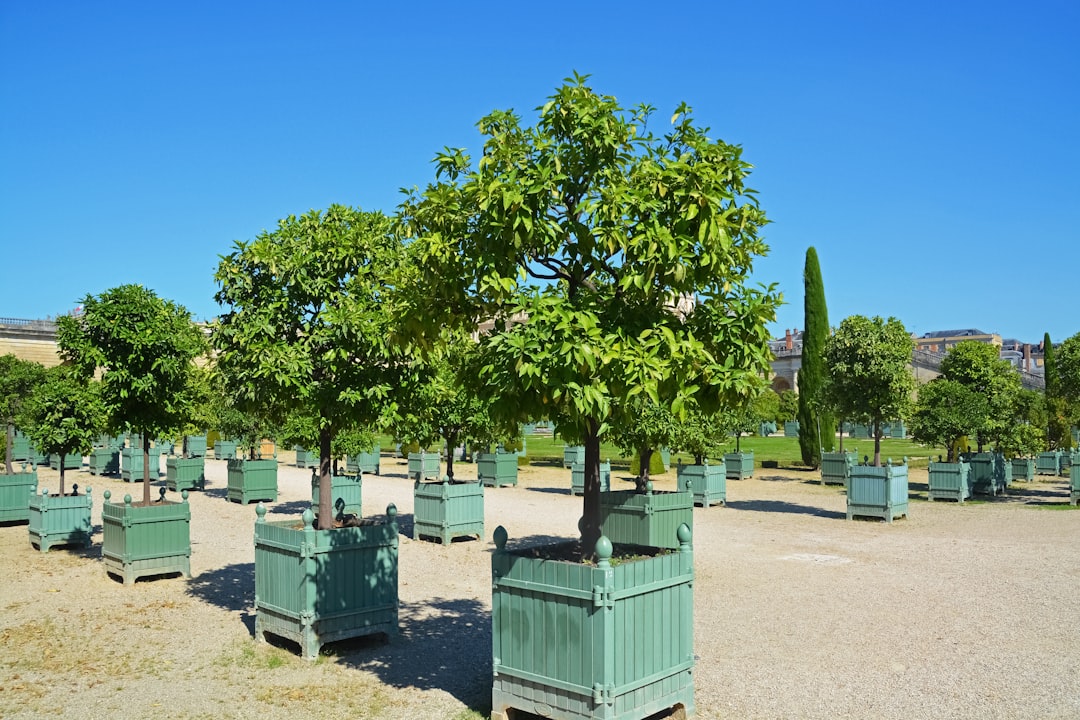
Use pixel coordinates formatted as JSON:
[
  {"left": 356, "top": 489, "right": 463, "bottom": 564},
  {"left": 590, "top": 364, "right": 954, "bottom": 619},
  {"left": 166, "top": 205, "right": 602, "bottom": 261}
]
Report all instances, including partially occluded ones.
[
  {"left": 610, "top": 399, "right": 680, "bottom": 482},
  {"left": 1052, "top": 331, "right": 1080, "bottom": 449},
  {"left": 755, "top": 390, "right": 780, "bottom": 426},
  {"left": 403, "top": 75, "right": 779, "bottom": 546},
  {"left": 937, "top": 340, "right": 1022, "bottom": 451},
  {"left": 669, "top": 410, "right": 733, "bottom": 464},
  {"left": 213, "top": 205, "right": 408, "bottom": 528},
  {"left": 908, "top": 379, "right": 986, "bottom": 462},
  {"left": 18, "top": 366, "right": 106, "bottom": 494},
  {"left": 57, "top": 284, "right": 206, "bottom": 502},
  {"left": 629, "top": 451, "right": 668, "bottom": 477},
  {"left": 0, "top": 354, "right": 46, "bottom": 474},
  {"left": 776, "top": 389, "right": 799, "bottom": 423},
  {"left": 823, "top": 315, "right": 915, "bottom": 466},
  {"left": 797, "top": 246, "right": 835, "bottom": 464},
  {"left": 1043, "top": 332, "right": 1070, "bottom": 449}
]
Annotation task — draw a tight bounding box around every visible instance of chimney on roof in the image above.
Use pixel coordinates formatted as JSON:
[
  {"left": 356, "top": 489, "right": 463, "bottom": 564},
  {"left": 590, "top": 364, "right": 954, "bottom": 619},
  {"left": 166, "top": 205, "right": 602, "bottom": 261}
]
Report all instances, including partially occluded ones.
[
  {"left": 1024, "top": 343, "right": 1031, "bottom": 373},
  {"left": 785, "top": 329, "right": 793, "bottom": 350}
]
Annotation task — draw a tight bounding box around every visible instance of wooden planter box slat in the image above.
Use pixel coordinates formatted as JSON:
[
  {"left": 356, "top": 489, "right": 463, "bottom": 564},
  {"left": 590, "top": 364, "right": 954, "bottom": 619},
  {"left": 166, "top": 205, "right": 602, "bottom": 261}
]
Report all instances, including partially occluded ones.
[
  {"left": 413, "top": 479, "right": 484, "bottom": 544},
  {"left": 407, "top": 451, "right": 440, "bottom": 481},
  {"left": 88, "top": 448, "right": 120, "bottom": 476},
  {"left": 0, "top": 470, "right": 37, "bottom": 523},
  {"left": 10, "top": 433, "right": 30, "bottom": 461},
  {"left": 477, "top": 451, "right": 519, "bottom": 488},
  {"left": 820, "top": 451, "right": 857, "bottom": 486},
  {"left": 928, "top": 461, "right": 971, "bottom": 503},
  {"left": 227, "top": 458, "right": 278, "bottom": 504},
  {"left": 1071, "top": 457, "right": 1080, "bottom": 505},
  {"left": 570, "top": 461, "right": 610, "bottom": 496},
  {"left": 101, "top": 489, "right": 191, "bottom": 585},
  {"left": 1036, "top": 451, "right": 1061, "bottom": 476},
  {"left": 563, "top": 445, "right": 585, "bottom": 469},
  {"left": 120, "top": 447, "right": 163, "bottom": 482},
  {"left": 184, "top": 435, "right": 207, "bottom": 458},
  {"left": 847, "top": 462, "right": 909, "bottom": 522},
  {"left": 1011, "top": 457, "right": 1035, "bottom": 481},
  {"left": 166, "top": 456, "right": 206, "bottom": 492},
  {"left": 254, "top": 504, "right": 399, "bottom": 660},
  {"left": 293, "top": 448, "right": 318, "bottom": 468},
  {"left": 28, "top": 488, "right": 92, "bottom": 551},
  {"left": 599, "top": 487, "right": 694, "bottom": 549},
  {"left": 491, "top": 527, "right": 695, "bottom": 720},
  {"left": 311, "top": 473, "right": 362, "bottom": 518},
  {"left": 48, "top": 453, "right": 82, "bottom": 471},
  {"left": 346, "top": 445, "right": 381, "bottom": 475},
  {"left": 676, "top": 461, "right": 726, "bottom": 507},
  {"left": 724, "top": 451, "right": 754, "bottom": 479}
]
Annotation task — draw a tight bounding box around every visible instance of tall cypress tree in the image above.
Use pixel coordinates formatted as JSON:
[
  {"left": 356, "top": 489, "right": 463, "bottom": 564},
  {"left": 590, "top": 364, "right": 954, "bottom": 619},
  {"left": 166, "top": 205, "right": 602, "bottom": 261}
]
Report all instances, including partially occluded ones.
[
  {"left": 797, "top": 247, "right": 835, "bottom": 466},
  {"left": 1044, "top": 332, "right": 1069, "bottom": 449}
]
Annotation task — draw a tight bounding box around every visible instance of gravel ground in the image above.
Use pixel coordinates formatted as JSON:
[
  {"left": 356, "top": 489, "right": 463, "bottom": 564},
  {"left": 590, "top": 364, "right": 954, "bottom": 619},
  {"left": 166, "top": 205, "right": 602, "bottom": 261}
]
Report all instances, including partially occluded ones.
[{"left": 1, "top": 452, "right": 1078, "bottom": 720}]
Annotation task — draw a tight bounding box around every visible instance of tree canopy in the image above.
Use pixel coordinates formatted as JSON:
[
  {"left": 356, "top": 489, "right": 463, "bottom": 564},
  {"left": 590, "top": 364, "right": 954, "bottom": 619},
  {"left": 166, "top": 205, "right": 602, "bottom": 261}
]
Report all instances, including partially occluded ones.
[
  {"left": 937, "top": 340, "right": 1021, "bottom": 451},
  {"left": 797, "top": 246, "right": 835, "bottom": 465},
  {"left": 0, "top": 354, "right": 46, "bottom": 474},
  {"left": 213, "top": 204, "right": 408, "bottom": 529},
  {"left": 58, "top": 284, "right": 206, "bottom": 505},
  {"left": 402, "top": 75, "right": 779, "bottom": 550},
  {"left": 908, "top": 378, "right": 986, "bottom": 462},
  {"left": 823, "top": 315, "right": 914, "bottom": 466}
]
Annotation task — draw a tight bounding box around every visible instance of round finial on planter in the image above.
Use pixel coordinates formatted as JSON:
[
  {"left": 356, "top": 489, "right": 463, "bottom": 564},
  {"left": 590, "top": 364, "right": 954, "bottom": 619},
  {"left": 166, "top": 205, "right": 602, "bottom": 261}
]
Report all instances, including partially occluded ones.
[
  {"left": 181, "top": 489, "right": 189, "bottom": 502},
  {"left": 302, "top": 508, "right": 315, "bottom": 529},
  {"left": 595, "top": 535, "right": 613, "bottom": 567},
  {"left": 104, "top": 489, "right": 112, "bottom": 502},
  {"left": 72, "top": 483, "right": 79, "bottom": 496},
  {"left": 677, "top": 522, "right": 692, "bottom": 549},
  {"left": 493, "top": 525, "right": 508, "bottom": 551},
  {"left": 441, "top": 474, "right": 449, "bottom": 483},
  {"left": 386, "top": 503, "right": 398, "bottom": 521},
  {"left": 255, "top": 503, "right": 266, "bottom": 522},
  {"left": 645, "top": 481, "right": 654, "bottom": 494},
  {"left": 42, "top": 488, "right": 48, "bottom": 497},
  {"left": 124, "top": 494, "right": 132, "bottom": 506}
]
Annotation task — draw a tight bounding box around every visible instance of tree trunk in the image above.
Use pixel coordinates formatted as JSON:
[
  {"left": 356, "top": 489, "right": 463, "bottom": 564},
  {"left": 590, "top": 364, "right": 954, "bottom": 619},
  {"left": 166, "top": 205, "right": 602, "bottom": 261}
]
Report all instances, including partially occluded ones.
[
  {"left": 694, "top": 453, "right": 704, "bottom": 465},
  {"left": 5, "top": 423, "right": 13, "bottom": 475},
  {"left": 838, "top": 418, "right": 844, "bottom": 453},
  {"left": 142, "top": 435, "right": 152, "bottom": 506},
  {"left": 872, "top": 421, "right": 882, "bottom": 467},
  {"left": 736, "top": 433, "right": 742, "bottom": 453},
  {"left": 636, "top": 447, "right": 652, "bottom": 491},
  {"left": 317, "top": 423, "right": 333, "bottom": 530},
  {"left": 445, "top": 431, "right": 457, "bottom": 480},
  {"left": 59, "top": 463, "right": 65, "bottom": 497},
  {"left": 581, "top": 419, "right": 602, "bottom": 553},
  {"left": 182, "top": 434, "right": 189, "bottom": 459}
]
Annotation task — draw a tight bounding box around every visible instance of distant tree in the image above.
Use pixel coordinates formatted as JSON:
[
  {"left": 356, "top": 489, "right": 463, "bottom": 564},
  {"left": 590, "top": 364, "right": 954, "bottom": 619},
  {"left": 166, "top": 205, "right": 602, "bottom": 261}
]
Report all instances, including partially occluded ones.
[
  {"left": 1042, "top": 333, "right": 1069, "bottom": 449},
  {"left": 908, "top": 379, "right": 986, "bottom": 462},
  {"left": 994, "top": 387, "right": 1046, "bottom": 459},
  {"left": 401, "top": 76, "right": 779, "bottom": 549},
  {"left": 58, "top": 285, "right": 207, "bottom": 506},
  {"left": 796, "top": 247, "right": 835, "bottom": 466},
  {"left": 822, "top": 315, "right": 915, "bottom": 466},
  {"left": 777, "top": 390, "right": 799, "bottom": 423},
  {"left": 213, "top": 205, "right": 408, "bottom": 529},
  {"left": 0, "top": 354, "right": 46, "bottom": 474},
  {"left": 611, "top": 398, "right": 680, "bottom": 487},
  {"left": 938, "top": 340, "right": 1021, "bottom": 451},
  {"left": 19, "top": 366, "right": 106, "bottom": 495},
  {"left": 755, "top": 390, "right": 780, "bottom": 429},
  {"left": 670, "top": 410, "right": 732, "bottom": 465},
  {"left": 1051, "top": 331, "right": 1080, "bottom": 447}
]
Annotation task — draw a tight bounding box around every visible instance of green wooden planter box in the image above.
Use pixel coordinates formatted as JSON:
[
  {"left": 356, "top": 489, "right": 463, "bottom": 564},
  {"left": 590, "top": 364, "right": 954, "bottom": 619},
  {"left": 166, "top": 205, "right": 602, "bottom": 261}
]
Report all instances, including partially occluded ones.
[
  {"left": 724, "top": 451, "right": 754, "bottom": 479},
  {"left": 166, "top": 456, "right": 206, "bottom": 492},
  {"left": 48, "top": 453, "right": 82, "bottom": 471},
  {"left": 28, "top": 486, "right": 92, "bottom": 551},
  {"left": 154, "top": 439, "right": 175, "bottom": 455},
  {"left": 1011, "top": 457, "right": 1035, "bottom": 481},
  {"left": 847, "top": 461, "right": 909, "bottom": 522},
  {"left": 491, "top": 526, "right": 695, "bottom": 720},
  {"left": 783, "top": 421, "right": 800, "bottom": 438},
  {"left": 227, "top": 458, "right": 278, "bottom": 504},
  {"left": 294, "top": 447, "right": 318, "bottom": 468},
  {"left": 820, "top": 451, "right": 857, "bottom": 486},
  {"left": 1071, "top": 457, "right": 1080, "bottom": 505},
  {"left": 928, "top": 461, "right": 971, "bottom": 503},
  {"left": 571, "top": 461, "right": 610, "bottom": 496},
  {"left": 676, "top": 461, "right": 726, "bottom": 507},
  {"left": 184, "top": 435, "right": 207, "bottom": 458},
  {"left": 407, "top": 451, "right": 440, "bottom": 481},
  {"left": 311, "top": 473, "right": 362, "bottom": 519},
  {"left": 88, "top": 448, "right": 120, "bottom": 476},
  {"left": 214, "top": 439, "right": 238, "bottom": 460},
  {"left": 967, "top": 452, "right": 1009, "bottom": 496},
  {"left": 101, "top": 489, "right": 191, "bottom": 585},
  {"left": 120, "top": 447, "right": 163, "bottom": 482},
  {"left": 758, "top": 420, "right": 777, "bottom": 437},
  {"left": 659, "top": 448, "right": 671, "bottom": 472},
  {"left": 0, "top": 469, "right": 37, "bottom": 523},
  {"left": 563, "top": 445, "right": 585, "bottom": 469},
  {"left": 850, "top": 423, "right": 872, "bottom": 439},
  {"left": 254, "top": 503, "right": 399, "bottom": 660},
  {"left": 477, "top": 451, "right": 519, "bottom": 488},
  {"left": 346, "top": 445, "right": 381, "bottom": 475},
  {"left": 97, "top": 434, "right": 123, "bottom": 448},
  {"left": 1060, "top": 451, "right": 1074, "bottom": 477},
  {"left": 11, "top": 433, "right": 30, "bottom": 461},
  {"left": 1036, "top": 451, "right": 1061, "bottom": 476},
  {"left": 413, "top": 478, "right": 485, "bottom": 544},
  {"left": 599, "top": 485, "right": 693, "bottom": 550}
]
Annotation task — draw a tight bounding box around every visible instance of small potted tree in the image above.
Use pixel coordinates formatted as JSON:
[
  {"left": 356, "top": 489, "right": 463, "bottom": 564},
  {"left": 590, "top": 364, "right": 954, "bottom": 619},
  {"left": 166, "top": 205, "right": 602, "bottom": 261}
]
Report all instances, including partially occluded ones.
[
  {"left": 673, "top": 409, "right": 730, "bottom": 507},
  {"left": 823, "top": 315, "right": 914, "bottom": 522},
  {"left": 59, "top": 284, "right": 206, "bottom": 583},
  {"left": 909, "top": 378, "right": 984, "bottom": 502},
  {"left": 166, "top": 366, "right": 213, "bottom": 492},
  {"left": 215, "top": 391, "right": 279, "bottom": 505},
  {"left": 0, "top": 354, "right": 45, "bottom": 522},
  {"left": 724, "top": 408, "right": 756, "bottom": 480},
  {"left": 21, "top": 366, "right": 105, "bottom": 551}
]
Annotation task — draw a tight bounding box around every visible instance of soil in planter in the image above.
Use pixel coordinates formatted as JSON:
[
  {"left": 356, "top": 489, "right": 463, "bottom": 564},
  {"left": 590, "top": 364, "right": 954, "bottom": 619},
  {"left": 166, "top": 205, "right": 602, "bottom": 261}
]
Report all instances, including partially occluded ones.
[
  {"left": 287, "top": 515, "right": 384, "bottom": 530},
  {"left": 506, "top": 539, "right": 675, "bottom": 565}
]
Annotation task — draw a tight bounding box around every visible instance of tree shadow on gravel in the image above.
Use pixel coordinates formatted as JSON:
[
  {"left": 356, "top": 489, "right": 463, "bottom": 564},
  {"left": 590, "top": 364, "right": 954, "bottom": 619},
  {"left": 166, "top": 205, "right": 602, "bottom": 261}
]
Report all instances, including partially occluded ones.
[
  {"left": 267, "top": 499, "right": 313, "bottom": 516},
  {"left": 334, "top": 597, "right": 492, "bottom": 715},
  {"left": 726, "top": 499, "right": 845, "bottom": 519},
  {"left": 185, "top": 562, "right": 255, "bottom": 633},
  {"left": 524, "top": 485, "right": 573, "bottom": 495}
]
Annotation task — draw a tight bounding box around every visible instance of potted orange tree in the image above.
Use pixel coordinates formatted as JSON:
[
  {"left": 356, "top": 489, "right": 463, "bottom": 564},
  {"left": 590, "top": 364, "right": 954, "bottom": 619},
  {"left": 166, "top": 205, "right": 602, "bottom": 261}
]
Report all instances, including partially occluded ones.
[{"left": 0, "top": 354, "right": 45, "bottom": 523}]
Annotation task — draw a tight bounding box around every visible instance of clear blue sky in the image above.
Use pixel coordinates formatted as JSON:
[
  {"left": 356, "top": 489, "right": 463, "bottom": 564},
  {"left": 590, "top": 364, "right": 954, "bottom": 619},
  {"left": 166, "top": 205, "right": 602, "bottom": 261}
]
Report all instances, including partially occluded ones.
[{"left": 2, "top": 1, "right": 1077, "bottom": 344}]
